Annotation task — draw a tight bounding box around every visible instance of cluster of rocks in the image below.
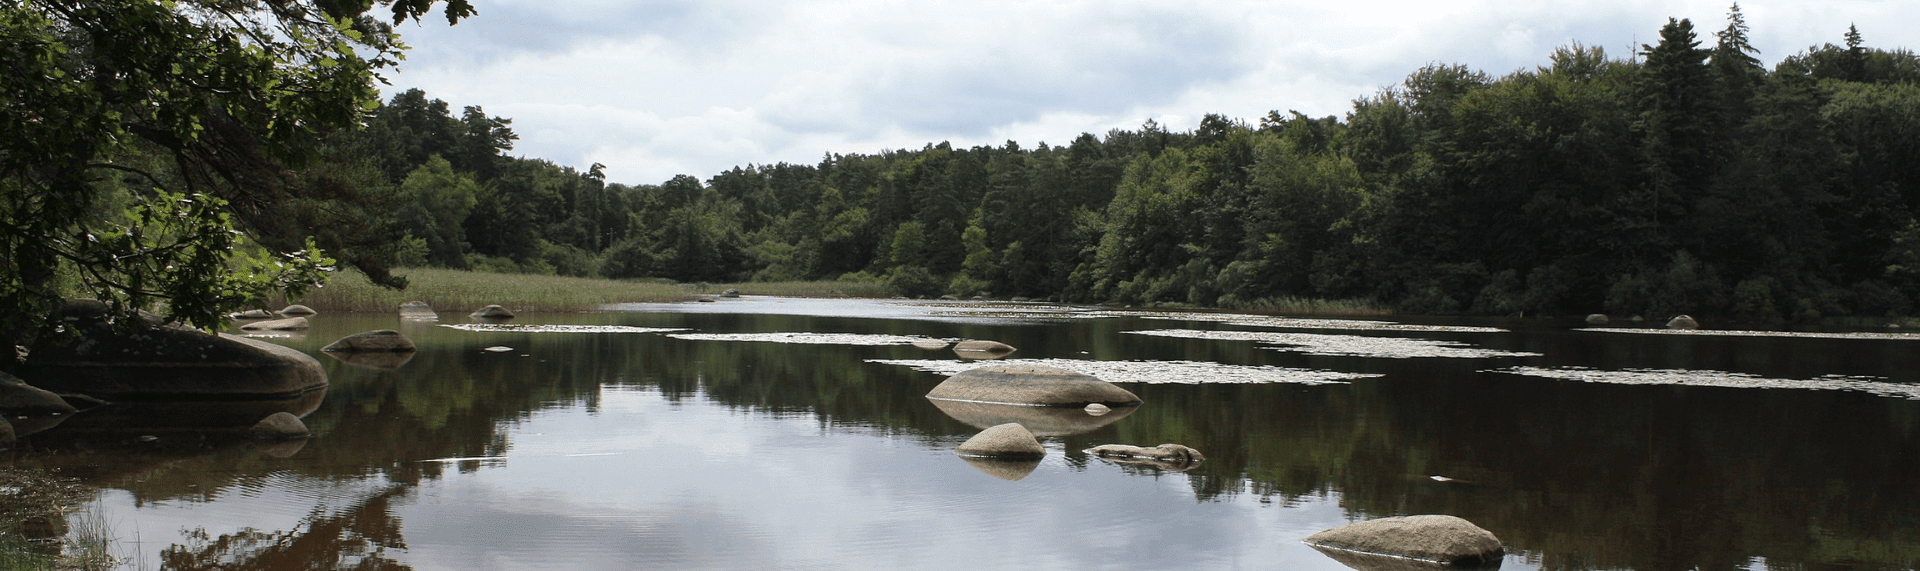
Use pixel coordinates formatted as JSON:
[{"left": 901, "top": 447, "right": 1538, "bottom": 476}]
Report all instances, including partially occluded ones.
[
  {"left": 0, "top": 299, "right": 463, "bottom": 449},
  {"left": 928, "top": 361, "right": 1506, "bottom": 567},
  {"left": 936, "top": 363, "right": 1184, "bottom": 480},
  {"left": 1586, "top": 313, "right": 1702, "bottom": 330},
  {"left": 911, "top": 338, "right": 1021, "bottom": 360}
]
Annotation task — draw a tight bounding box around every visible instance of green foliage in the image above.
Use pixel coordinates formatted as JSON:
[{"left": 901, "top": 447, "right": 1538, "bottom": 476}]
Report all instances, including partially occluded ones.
[{"left": 1, "top": 0, "right": 470, "bottom": 356}]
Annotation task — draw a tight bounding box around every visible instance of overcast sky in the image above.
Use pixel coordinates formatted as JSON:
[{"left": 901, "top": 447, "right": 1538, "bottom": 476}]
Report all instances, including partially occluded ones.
[{"left": 377, "top": 0, "right": 1920, "bottom": 186}]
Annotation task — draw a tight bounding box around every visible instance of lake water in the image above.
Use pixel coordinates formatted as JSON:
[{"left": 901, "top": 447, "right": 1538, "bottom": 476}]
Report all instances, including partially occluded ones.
[{"left": 13, "top": 297, "right": 1920, "bottom": 570}]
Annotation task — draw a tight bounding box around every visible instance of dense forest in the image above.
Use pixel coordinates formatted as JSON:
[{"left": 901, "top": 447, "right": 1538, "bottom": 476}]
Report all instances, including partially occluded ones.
[{"left": 313, "top": 9, "right": 1920, "bottom": 322}]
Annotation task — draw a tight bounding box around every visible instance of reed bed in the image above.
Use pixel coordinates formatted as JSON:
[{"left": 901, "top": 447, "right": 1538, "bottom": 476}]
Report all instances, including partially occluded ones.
[
  {"left": 286, "top": 268, "right": 695, "bottom": 313},
  {"left": 1220, "top": 296, "right": 1393, "bottom": 316},
  {"left": 690, "top": 280, "right": 893, "bottom": 298}
]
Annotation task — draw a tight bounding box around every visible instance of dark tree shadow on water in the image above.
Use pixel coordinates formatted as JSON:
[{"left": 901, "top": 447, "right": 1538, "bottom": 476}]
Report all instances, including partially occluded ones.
[{"left": 160, "top": 485, "right": 413, "bottom": 571}]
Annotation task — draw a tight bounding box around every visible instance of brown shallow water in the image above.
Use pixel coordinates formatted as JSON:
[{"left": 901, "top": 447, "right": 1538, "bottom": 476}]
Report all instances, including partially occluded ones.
[{"left": 8, "top": 297, "right": 1920, "bottom": 570}]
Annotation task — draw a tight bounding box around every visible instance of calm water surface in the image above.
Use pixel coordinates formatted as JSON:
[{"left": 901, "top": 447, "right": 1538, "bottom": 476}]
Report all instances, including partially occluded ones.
[{"left": 12, "top": 298, "right": 1920, "bottom": 570}]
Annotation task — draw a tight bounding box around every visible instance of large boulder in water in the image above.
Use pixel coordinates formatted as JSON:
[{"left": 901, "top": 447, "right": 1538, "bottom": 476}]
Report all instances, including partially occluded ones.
[
  {"left": 470, "top": 305, "right": 515, "bottom": 318},
  {"left": 323, "top": 330, "right": 416, "bottom": 353},
  {"left": 1305, "top": 515, "right": 1504, "bottom": 566},
  {"left": 21, "top": 300, "right": 327, "bottom": 400},
  {"left": 0, "top": 370, "right": 77, "bottom": 415},
  {"left": 927, "top": 363, "right": 1141, "bottom": 407},
  {"left": 954, "top": 423, "right": 1045, "bottom": 458}
]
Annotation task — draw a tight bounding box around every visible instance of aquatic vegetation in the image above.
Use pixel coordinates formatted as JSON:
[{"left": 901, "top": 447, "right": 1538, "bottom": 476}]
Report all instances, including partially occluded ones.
[
  {"left": 1575, "top": 327, "right": 1920, "bottom": 341},
  {"left": 669, "top": 332, "right": 945, "bottom": 345},
  {"left": 867, "top": 358, "right": 1377, "bottom": 385},
  {"left": 1103, "top": 311, "right": 1508, "bottom": 333},
  {"left": 440, "top": 324, "right": 687, "bottom": 334},
  {"left": 1126, "top": 329, "right": 1541, "bottom": 359},
  {"left": 292, "top": 268, "right": 694, "bottom": 313},
  {"left": 1493, "top": 366, "right": 1920, "bottom": 400}
]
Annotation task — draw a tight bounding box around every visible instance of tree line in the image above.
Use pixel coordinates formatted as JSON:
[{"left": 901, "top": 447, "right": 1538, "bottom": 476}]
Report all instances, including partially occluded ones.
[{"left": 358, "top": 7, "right": 1920, "bottom": 322}]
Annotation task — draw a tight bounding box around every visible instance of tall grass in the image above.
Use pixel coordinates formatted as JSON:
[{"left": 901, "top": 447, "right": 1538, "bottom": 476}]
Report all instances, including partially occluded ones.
[
  {"left": 689, "top": 281, "right": 893, "bottom": 298},
  {"left": 283, "top": 268, "right": 899, "bottom": 314},
  {"left": 1218, "top": 295, "right": 1392, "bottom": 316},
  {"left": 286, "top": 268, "right": 695, "bottom": 313}
]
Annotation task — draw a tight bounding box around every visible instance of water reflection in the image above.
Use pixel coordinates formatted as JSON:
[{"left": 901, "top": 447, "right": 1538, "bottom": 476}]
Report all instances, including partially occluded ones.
[
  {"left": 928, "top": 399, "right": 1136, "bottom": 436},
  {"left": 6, "top": 304, "right": 1917, "bottom": 571}
]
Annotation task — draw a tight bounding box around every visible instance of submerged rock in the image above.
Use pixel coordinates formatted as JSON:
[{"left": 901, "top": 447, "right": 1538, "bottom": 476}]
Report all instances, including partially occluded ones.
[
  {"left": 1585, "top": 313, "right": 1609, "bottom": 325},
  {"left": 248, "top": 412, "right": 310, "bottom": 439},
  {"left": 954, "top": 422, "right": 1045, "bottom": 458},
  {"left": 1305, "top": 514, "right": 1504, "bottom": 566},
  {"left": 1084, "top": 443, "right": 1206, "bottom": 471},
  {"left": 399, "top": 301, "right": 437, "bottom": 320},
  {"left": 323, "top": 330, "right": 417, "bottom": 353},
  {"left": 278, "top": 305, "right": 317, "bottom": 316},
  {"left": 229, "top": 309, "right": 278, "bottom": 319},
  {"left": 470, "top": 305, "right": 515, "bottom": 319},
  {"left": 0, "top": 371, "right": 77, "bottom": 416},
  {"left": 324, "top": 350, "right": 417, "bottom": 371},
  {"left": 23, "top": 300, "right": 327, "bottom": 400},
  {"left": 719, "top": 289, "right": 741, "bottom": 298},
  {"left": 927, "top": 363, "right": 1141, "bottom": 407},
  {"left": 239, "top": 317, "right": 310, "bottom": 331},
  {"left": 1667, "top": 315, "right": 1699, "bottom": 329},
  {"left": 911, "top": 339, "right": 951, "bottom": 351}
]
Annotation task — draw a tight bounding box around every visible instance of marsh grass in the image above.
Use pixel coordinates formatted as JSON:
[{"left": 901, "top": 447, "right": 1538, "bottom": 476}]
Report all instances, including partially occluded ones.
[
  {"left": 280, "top": 268, "right": 898, "bottom": 314},
  {"left": 689, "top": 281, "right": 892, "bottom": 298},
  {"left": 1218, "top": 296, "right": 1392, "bottom": 316},
  {"left": 284, "top": 268, "right": 696, "bottom": 313}
]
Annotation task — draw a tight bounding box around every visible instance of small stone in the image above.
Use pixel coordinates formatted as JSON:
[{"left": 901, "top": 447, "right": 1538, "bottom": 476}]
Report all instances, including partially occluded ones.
[
  {"left": 229, "top": 309, "right": 278, "bottom": 319},
  {"left": 954, "top": 423, "right": 1046, "bottom": 458},
  {"left": 399, "top": 301, "right": 437, "bottom": 320},
  {"left": 1667, "top": 315, "right": 1700, "bottom": 330},
  {"left": 1585, "top": 313, "right": 1609, "bottom": 325},
  {"left": 249, "top": 412, "right": 310, "bottom": 439},
  {"left": 1084, "top": 403, "right": 1111, "bottom": 416},
  {"left": 278, "top": 305, "right": 317, "bottom": 316},
  {"left": 483, "top": 346, "right": 515, "bottom": 353}
]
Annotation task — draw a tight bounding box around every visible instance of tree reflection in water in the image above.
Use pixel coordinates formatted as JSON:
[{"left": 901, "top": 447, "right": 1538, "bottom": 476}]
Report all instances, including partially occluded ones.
[{"left": 160, "top": 485, "right": 412, "bottom": 571}]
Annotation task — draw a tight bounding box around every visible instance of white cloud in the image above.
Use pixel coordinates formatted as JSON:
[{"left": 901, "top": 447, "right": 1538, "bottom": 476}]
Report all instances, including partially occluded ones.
[{"left": 380, "top": 0, "right": 1920, "bottom": 185}]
